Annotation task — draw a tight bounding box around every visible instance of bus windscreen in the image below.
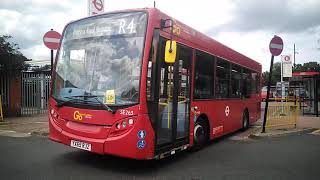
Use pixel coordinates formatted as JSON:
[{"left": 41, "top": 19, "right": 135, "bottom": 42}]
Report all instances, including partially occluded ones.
[{"left": 53, "top": 12, "right": 147, "bottom": 106}]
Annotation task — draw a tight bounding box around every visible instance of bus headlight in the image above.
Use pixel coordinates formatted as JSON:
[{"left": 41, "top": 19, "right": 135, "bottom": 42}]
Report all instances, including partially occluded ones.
[
  {"left": 110, "top": 117, "right": 136, "bottom": 137},
  {"left": 50, "top": 108, "right": 59, "bottom": 119}
]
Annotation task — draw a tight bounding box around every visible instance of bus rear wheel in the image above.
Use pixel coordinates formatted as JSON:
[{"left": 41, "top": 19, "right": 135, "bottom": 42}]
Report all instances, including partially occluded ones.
[
  {"left": 242, "top": 110, "right": 249, "bottom": 130},
  {"left": 193, "top": 120, "right": 208, "bottom": 150}
]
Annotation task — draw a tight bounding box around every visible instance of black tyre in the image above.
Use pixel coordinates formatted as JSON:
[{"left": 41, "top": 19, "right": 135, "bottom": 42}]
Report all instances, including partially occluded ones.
[
  {"left": 242, "top": 110, "right": 249, "bottom": 130},
  {"left": 193, "top": 119, "right": 209, "bottom": 150}
]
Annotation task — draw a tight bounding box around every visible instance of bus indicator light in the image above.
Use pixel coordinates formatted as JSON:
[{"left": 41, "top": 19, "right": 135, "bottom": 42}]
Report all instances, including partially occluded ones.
[{"left": 122, "top": 121, "right": 126, "bottom": 128}]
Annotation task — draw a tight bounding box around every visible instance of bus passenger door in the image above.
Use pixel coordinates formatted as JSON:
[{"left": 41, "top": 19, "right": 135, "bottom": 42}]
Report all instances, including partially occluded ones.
[{"left": 153, "top": 37, "right": 192, "bottom": 154}]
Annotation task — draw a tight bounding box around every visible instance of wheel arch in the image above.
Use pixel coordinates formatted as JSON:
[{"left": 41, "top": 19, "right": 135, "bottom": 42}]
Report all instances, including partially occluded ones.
[
  {"left": 242, "top": 107, "right": 250, "bottom": 129},
  {"left": 243, "top": 107, "right": 249, "bottom": 121},
  {"left": 196, "top": 113, "right": 210, "bottom": 140}
]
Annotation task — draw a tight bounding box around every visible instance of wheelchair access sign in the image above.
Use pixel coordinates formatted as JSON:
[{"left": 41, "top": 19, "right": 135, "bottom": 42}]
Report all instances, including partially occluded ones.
[
  {"left": 137, "top": 140, "right": 146, "bottom": 149},
  {"left": 137, "top": 130, "right": 146, "bottom": 149}
]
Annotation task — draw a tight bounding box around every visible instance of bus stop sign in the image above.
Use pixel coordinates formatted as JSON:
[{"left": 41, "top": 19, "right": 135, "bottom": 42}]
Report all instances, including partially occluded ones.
[
  {"left": 269, "top": 36, "right": 283, "bottom": 56},
  {"left": 43, "top": 30, "right": 61, "bottom": 50}
]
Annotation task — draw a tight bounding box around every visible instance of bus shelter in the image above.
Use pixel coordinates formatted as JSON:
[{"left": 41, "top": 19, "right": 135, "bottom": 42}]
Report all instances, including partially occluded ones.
[{"left": 290, "top": 72, "right": 319, "bottom": 117}]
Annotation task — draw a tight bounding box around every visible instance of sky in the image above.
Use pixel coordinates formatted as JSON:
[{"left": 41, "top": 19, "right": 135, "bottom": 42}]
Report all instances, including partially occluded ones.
[{"left": 0, "top": 0, "right": 320, "bottom": 71}]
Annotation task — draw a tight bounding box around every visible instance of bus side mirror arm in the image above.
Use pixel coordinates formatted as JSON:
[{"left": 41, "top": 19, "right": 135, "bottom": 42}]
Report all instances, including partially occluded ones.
[
  {"left": 160, "top": 18, "right": 176, "bottom": 63},
  {"left": 160, "top": 18, "right": 174, "bottom": 51}
]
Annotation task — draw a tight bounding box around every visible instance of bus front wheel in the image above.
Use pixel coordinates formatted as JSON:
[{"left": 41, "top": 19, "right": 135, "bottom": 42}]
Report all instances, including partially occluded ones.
[{"left": 193, "top": 119, "right": 208, "bottom": 150}]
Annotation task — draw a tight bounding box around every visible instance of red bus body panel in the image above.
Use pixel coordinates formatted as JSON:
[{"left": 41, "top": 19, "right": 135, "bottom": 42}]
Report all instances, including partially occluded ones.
[{"left": 49, "top": 8, "right": 261, "bottom": 159}]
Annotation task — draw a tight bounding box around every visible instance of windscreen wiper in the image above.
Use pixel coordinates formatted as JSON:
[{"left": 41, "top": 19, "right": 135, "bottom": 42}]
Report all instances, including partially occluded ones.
[
  {"left": 56, "top": 95, "right": 116, "bottom": 114},
  {"left": 90, "top": 96, "right": 116, "bottom": 114},
  {"left": 56, "top": 96, "right": 79, "bottom": 108}
]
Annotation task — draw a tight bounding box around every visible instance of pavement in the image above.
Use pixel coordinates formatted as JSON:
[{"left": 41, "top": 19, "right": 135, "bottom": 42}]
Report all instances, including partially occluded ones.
[{"left": 0, "top": 114, "right": 48, "bottom": 137}]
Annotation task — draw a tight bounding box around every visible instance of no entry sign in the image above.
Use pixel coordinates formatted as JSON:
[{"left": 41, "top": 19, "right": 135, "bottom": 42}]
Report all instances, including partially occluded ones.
[
  {"left": 269, "top": 36, "right": 283, "bottom": 56},
  {"left": 43, "top": 30, "right": 61, "bottom": 50}
]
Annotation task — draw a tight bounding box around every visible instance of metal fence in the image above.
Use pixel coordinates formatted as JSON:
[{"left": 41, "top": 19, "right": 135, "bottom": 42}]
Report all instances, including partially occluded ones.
[
  {"left": 21, "top": 72, "right": 51, "bottom": 115},
  {"left": 266, "top": 102, "right": 299, "bottom": 129}
]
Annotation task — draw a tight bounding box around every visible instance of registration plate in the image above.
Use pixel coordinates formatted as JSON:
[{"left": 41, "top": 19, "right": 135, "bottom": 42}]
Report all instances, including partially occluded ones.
[{"left": 70, "top": 140, "right": 92, "bottom": 151}]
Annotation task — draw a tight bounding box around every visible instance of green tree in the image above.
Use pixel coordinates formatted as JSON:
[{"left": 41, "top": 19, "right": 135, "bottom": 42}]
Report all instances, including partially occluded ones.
[
  {"left": 0, "top": 35, "right": 30, "bottom": 73},
  {"left": 293, "top": 61, "right": 320, "bottom": 72},
  {"left": 262, "top": 62, "right": 282, "bottom": 86},
  {"left": 262, "top": 61, "right": 320, "bottom": 86}
]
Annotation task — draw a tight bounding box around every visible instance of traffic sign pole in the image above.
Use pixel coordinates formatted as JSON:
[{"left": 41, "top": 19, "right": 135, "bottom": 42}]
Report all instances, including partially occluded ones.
[
  {"left": 262, "top": 55, "right": 274, "bottom": 133},
  {"left": 51, "top": 49, "right": 54, "bottom": 73},
  {"left": 281, "top": 55, "right": 284, "bottom": 112},
  {"left": 50, "top": 29, "right": 54, "bottom": 73},
  {"left": 262, "top": 35, "right": 284, "bottom": 133}
]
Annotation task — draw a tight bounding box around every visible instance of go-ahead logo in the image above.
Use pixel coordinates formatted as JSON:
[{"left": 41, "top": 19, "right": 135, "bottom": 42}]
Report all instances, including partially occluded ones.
[{"left": 73, "top": 111, "right": 92, "bottom": 121}]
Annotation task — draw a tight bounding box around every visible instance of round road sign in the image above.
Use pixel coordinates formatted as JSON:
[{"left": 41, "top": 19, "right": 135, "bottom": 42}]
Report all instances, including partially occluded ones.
[
  {"left": 93, "top": 0, "right": 104, "bottom": 11},
  {"left": 283, "top": 55, "right": 290, "bottom": 62},
  {"left": 269, "top": 36, "right": 283, "bottom": 56},
  {"left": 43, "top": 30, "right": 61, "bottom": 50}
]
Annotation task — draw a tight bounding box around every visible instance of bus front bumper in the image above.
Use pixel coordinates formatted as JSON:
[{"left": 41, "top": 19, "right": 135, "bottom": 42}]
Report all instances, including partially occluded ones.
[{"left": 48, "top": 115, "right": 154, "bottom": 160}]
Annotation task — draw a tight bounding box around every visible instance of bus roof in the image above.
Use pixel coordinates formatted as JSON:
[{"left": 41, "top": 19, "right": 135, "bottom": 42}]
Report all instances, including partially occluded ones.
[{"left": 146, "top": 8, "right": 261, "bottom": 72}]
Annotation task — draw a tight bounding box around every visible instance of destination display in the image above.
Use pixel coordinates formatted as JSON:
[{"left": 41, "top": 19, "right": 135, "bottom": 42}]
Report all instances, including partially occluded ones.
[{"left": 64, "top": 12, "right": 147, "bottom": 40}]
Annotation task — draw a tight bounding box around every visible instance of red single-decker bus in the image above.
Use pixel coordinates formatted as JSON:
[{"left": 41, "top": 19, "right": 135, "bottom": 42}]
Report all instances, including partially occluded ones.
[{"left": 49, "top": 8, "right": 261, "bottom": 159}]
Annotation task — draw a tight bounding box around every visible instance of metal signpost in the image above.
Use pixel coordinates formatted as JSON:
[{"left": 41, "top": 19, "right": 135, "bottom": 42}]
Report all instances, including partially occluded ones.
[
  {"left": 262, "top": 35, "right": 284, "bottom": 133},
  {"left": 43, "top": 29, "right": 62, "bottom": 72},
  {"left": 280, "top": 55, "right": 292, "bottom": 110}
]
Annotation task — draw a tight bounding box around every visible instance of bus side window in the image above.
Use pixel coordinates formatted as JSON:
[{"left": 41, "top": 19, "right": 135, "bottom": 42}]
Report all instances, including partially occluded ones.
[
  {"left": 215, "top": 58, "right": 230, "bottom": 98},
  {"left": 147, "top": 30, "right": 160, "bottom": 102},
  {"left": 194, "top": 50, "right": 214, "bottom": 99},
  {"left": 256, "top": 73, "right": 260, "bottom": 94},
  {"left": 231, "top": 64, "right": 242, "bottom": 98},
  {"left": 242, "top": 68, "right": 252, "bottom": 98},
  {"left": 251, "top": 72, "right": 259, "bottom": 95}
]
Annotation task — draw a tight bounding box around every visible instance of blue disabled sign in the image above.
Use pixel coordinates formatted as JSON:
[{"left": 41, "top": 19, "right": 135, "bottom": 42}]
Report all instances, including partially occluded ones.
[
  {"left": 137, "top": 140, "right": 146, "bottom": 149},
  {"left": 137, "top": 130, "right": 146, "bottom": 139}
]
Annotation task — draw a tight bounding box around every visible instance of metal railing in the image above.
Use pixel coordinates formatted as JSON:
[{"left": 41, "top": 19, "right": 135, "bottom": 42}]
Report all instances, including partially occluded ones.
[
  {"left": 21, "top": 72, "right": 51, "bottom": 115},
  {"left": 265, "top": 101, "right": 299, "bottom": 129}
]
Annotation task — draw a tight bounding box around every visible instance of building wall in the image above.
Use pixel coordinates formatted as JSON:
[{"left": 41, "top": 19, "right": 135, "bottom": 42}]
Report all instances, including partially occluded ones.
[{"left": 8, "top": 75, "right": 22, "bottom": 116}]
